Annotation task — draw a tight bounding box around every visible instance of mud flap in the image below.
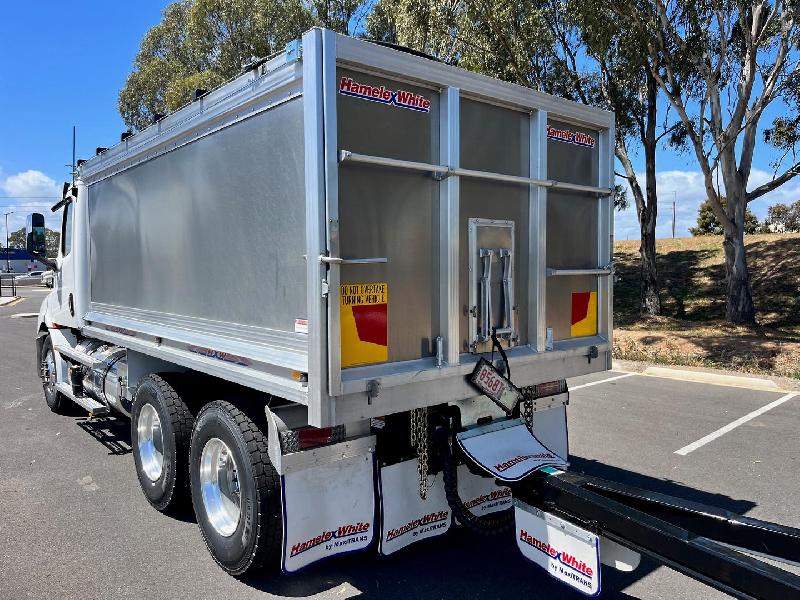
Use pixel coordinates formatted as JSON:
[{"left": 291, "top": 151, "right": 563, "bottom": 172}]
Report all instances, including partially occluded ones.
[
  {"left": 455, "top": 465, "right": 512, "bottom": 518},
  {"left": 515, "top": 499, "right": 601, "bottom": 597},
  {"left": 456, "top": 418, "right": 568, "bottom": 482},
  {"left": 378, "top": 459, "right": 452, "bottom": 555},
  {"left": 281, "top": 453, "right": 375, "bottom": 572}
]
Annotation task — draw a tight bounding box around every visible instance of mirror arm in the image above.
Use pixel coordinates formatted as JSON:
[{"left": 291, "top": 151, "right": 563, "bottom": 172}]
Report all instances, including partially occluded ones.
[{"left": 30, "top": 251, "right": 57, "bottom": 271}]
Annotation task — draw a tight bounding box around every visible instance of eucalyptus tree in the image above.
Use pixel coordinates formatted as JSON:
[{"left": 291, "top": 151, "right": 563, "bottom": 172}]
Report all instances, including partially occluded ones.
[
  {"left": 615, "top": 0, "right": 800, "bottom": 324},
  {"left": 119, "top": 0, "right": 367, "bottom": 131},
  {"left": 368, "top": 0, "right": 668, "bottom": 315}
]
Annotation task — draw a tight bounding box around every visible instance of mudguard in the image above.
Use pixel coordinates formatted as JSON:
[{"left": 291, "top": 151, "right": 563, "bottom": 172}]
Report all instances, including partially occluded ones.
[{"left": 281, "top": 453, "right": 376, "bottom": 572}]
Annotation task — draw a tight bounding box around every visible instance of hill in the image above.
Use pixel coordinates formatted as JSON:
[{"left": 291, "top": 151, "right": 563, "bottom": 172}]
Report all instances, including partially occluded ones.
[{"left": 613, "top": 233, "right": 800, "bottom": 379}]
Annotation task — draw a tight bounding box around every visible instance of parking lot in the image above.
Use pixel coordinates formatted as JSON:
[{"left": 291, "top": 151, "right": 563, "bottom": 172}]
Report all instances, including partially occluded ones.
[{"left": 1, "top": 287, "right": 798, "bottom": 599}]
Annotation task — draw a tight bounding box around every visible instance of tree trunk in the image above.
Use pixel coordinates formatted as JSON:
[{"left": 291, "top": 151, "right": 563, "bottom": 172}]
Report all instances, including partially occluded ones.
[
  {"left": 718, "top": 152, "right": 757, "bottom": 325},
  {"left": 639, "top": 68, "right": 660, "bottom": 315},
  {"left": 617, "top": 144, "right": 661, "bottom": 316},
  {"left": 639, "top": 206, "right": 660, "bottom": 315},
  {"left": 722, "top": 222, "right": 756, "bottom": 324}
]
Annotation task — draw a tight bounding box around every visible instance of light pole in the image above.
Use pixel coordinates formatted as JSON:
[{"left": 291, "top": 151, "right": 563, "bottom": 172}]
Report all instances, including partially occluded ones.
[
  {"left": 3, "top": 211, "right": 13, "bottom": 273},
  {"left": 671, "top": 191, "right": 677, "bottom": 238}
]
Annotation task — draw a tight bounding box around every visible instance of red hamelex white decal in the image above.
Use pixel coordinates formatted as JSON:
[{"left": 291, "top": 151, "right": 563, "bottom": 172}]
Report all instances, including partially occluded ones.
[
  {"left": 547, "top": 125, "right": 596, "bottom": 148},
  {"left": 339, "top": 77, "right": 431, "bottom": 113}
]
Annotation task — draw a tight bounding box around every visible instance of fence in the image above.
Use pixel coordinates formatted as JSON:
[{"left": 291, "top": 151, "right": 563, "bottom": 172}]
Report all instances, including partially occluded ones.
[{"left": 0, "top": 274, "right": 17, "bottom": 298}]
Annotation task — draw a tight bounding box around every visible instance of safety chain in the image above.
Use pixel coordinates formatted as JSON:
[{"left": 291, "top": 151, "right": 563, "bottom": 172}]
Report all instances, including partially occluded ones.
[
  {"left": 410, "top": 407, "right": 429, "bottom": 500},
  {"left": 521, "top": 388, "right": 534, "bottom": 432}
]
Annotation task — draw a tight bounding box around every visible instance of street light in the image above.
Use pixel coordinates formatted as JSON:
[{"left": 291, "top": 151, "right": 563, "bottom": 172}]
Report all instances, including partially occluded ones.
[{"left": 3, "top": 211, "right": 13, "bottom": 273}]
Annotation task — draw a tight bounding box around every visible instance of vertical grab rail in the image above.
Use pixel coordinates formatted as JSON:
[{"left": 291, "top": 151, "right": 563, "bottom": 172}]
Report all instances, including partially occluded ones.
[
  {"left": 478, "top": 249, "right": 494, "bottom": 342},
  {"left": 477, "top": 248, "right": 514, "bottom": 341},
  {"left": 498, "top": 249, "right": 513, "bottom": 336}
]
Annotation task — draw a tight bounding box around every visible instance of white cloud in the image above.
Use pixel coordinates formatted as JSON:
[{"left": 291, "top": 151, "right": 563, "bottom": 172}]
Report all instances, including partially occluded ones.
[
  {"left": 2, "top": 170, "right": 60, "bottom": 198},
  {"left": 0, "top": 169, "right": 62, "bottom": 235},
  {"left": 614, "top": 168, "right": 800, "bottom": 240}
]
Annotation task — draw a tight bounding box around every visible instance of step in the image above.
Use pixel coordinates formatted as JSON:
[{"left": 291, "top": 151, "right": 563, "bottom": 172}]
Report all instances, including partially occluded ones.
[
  {"left": 54, "top": 345, "right": 94, "bottom": 367},
  {"left": 55, "top": 381, "right": 110, "bottom": 417}
]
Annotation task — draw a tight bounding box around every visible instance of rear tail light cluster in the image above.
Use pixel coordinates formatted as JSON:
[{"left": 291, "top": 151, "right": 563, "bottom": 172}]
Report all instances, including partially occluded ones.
[{"left": 279, "top": 425, "right": 346, "bottom": 453}]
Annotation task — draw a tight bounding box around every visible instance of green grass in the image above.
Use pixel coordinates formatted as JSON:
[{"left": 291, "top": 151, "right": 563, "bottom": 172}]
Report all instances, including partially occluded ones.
[{"left": 613, "top": 233, "right": 800, "bottom": 378}]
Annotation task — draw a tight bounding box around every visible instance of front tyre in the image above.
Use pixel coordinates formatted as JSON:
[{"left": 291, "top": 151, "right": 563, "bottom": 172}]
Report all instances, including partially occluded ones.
[
  {"left": 190, "top": 400, "right": 282, "bottom": 576},
  {"left": 131, "top": 374, "right": 194, "bottom": 512},
  {"left": 39, "top": 336, "right": 65, "bottom": 413}
]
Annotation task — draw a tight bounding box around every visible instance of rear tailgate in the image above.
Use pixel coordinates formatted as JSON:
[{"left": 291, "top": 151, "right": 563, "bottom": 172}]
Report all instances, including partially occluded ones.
[{"left": 308, "top": 31, "right": 614, "bottom": 425}]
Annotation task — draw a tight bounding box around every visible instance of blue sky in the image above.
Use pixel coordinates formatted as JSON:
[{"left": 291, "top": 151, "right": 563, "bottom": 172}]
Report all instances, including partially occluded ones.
[
  {"left": 0, "top": 1, "right": 797, "bottom": 238},
  {"left": 0, "top": 1, "right": 167, "bottom": 232}
]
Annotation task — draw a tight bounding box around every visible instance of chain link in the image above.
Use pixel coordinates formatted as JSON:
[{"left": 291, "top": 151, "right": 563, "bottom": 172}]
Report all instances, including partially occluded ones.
[
  {"left": 521, "top": 388, "right": 534, "bottom": 432},
  {"left": 410, "top": 407, "right": 429, "bottom": 500}
]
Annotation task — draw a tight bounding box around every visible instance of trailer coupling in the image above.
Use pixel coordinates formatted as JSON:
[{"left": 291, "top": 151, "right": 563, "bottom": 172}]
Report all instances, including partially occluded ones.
[{"left": 510, "top": 469, "right": 800, "bottom": 599}]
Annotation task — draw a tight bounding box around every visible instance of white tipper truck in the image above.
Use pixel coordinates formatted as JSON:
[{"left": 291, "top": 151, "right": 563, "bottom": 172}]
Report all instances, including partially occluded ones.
[{"left": 25, "top": 29, "right": 800, "bottom": 598}]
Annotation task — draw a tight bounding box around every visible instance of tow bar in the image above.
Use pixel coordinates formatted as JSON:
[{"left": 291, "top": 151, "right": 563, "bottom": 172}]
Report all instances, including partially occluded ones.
[{"left": 511, "top": 468, "right": 800, "bottom": 599}]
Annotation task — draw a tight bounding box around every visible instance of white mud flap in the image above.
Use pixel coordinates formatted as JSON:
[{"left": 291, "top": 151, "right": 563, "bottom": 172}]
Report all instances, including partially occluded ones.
[
  {"left": 528, "top": 404, "right": 569, "bottom": 461},
  {"left": 379, "top": 459, "right": 451, "bottom": 555},
  {"left": 281, "top": 453, "right": 375, "bottom": 572},
  {"left": 456, "top": 419, "right": 568, "bottom": 482},
  {"left": 515, "top": 499, "right": 601, "bottom": 597},
  {"left": 456, "top": 465, "right": 512, "bottom": 518}
]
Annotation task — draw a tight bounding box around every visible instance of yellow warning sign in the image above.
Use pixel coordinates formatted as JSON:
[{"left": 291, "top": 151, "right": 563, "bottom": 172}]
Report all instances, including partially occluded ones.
[{"left": 340, "top": 283, "right": 388, "bottom": 368}]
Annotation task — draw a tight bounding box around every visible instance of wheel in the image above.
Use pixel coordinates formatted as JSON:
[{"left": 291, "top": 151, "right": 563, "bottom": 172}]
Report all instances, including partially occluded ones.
[
  {"left": 39, "top": 336, "right": 66, "bottom": 413},
  {"left": 131, "top": 374, "right": 194, "bottom": 512},
  {"left": 190, "top": 400, "right": 282, "bottom": 576}
]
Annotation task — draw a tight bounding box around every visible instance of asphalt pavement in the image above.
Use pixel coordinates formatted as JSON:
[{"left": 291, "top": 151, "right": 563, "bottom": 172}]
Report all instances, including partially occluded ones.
[{"left": 1, "top": 287, "right": 798, "bottom": 600}]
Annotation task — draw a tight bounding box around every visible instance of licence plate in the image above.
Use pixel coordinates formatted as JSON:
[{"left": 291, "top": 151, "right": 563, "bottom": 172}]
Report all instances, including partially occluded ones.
[{"left": 469, "top": 358, "right": 522, "bottom": 414}]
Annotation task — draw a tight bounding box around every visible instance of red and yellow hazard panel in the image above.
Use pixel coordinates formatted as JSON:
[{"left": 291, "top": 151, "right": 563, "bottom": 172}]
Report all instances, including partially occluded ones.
[
  {"left": 340, "top": 283, "right": 388, "bottom": 368},
  {"left": 571, "top": 291, "right": 597, "bottom": 337}
]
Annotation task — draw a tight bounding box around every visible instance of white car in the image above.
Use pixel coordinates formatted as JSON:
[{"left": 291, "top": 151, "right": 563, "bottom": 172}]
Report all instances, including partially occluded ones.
[
  {"left": 41, "top": 270, "right": 54, "bottom": 287},
  {"left": 13, "top": 271, "right": 45, "bottom": 286}
]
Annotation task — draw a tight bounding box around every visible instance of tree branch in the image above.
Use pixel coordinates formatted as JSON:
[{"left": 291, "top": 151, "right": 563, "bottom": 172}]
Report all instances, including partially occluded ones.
[
  {"left": 655, "top": 121, "right": 681, "bottom": 143},
  {"left": 616, "top": 142, "right": 646, "bottom": 221},
  {"left": 476, "top": 0, "right": 531, "bottom": 86},
  {"left": 747, "top": 162, "right": 800, "bottom": 202},
  {"left": 642, "top": 0, "right": 733, "bottom": 233},
  {"left": 739, "top": 6, "right": 794, "bottom": 181}
]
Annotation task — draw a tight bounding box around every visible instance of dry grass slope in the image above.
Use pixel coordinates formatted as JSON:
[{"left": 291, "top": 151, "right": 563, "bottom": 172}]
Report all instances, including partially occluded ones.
[{"left": 613, "top": 233, "right": 800, "bottom": 379}]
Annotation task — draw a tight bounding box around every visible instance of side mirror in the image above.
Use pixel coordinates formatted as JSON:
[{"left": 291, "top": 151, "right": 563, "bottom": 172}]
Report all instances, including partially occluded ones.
[{"left": 26, "top": 213, "right": 57, "bottom": 270}]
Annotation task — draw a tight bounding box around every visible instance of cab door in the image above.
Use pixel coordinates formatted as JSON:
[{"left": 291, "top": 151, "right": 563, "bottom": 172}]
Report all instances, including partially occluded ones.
[{"left": 49, "top": 200, "right": 77, "bottom": 327}]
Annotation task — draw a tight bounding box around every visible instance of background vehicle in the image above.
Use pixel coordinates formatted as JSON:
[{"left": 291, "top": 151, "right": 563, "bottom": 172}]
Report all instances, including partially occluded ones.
[
  {"left": 41, "top": 270, "right": 53, "bottom": 287},
  {"left": 13, "top": 270, "right": 44, "bottom": 286},
  {"left": 25, "top": 29, "right": 800, "bottom": 598}
]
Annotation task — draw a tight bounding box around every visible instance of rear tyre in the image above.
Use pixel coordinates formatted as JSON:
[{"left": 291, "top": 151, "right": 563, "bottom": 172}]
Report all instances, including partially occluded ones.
[
  {"left": 40, "top": 336, "right": 66, "bottom": 413},
  {"left": 131, "top": 374, "right": 195, "bottom": 512},
  {"left": 190, "top": 400, "right": 282, "bottom": 576}
]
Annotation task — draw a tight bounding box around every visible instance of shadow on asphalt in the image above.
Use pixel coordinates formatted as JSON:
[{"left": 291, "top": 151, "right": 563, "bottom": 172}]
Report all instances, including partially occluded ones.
[
  {"left": 75, "top": 416, "right": 132, "bottom": 456},
  {"left": 236, "top": 456, "right": 756, "bottom": 599},
  {"left": 69, "top": 416, "right": 757, "bottom": 598}
]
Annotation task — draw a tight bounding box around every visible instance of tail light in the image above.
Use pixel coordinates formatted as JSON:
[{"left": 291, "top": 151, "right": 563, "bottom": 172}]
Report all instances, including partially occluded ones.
[{"left": 279, "top": 425, "right": 346, "bottom": 453}]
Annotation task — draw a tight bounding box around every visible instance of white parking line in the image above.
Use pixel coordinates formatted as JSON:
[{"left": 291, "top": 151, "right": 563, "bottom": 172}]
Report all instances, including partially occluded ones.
[
  {"left": 675, "top": 392, "right": 798, "bottom": 456},
  {"left": 570, "top": 372, "right": 636, "bottom": 391}
]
